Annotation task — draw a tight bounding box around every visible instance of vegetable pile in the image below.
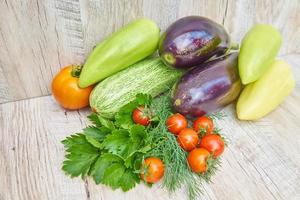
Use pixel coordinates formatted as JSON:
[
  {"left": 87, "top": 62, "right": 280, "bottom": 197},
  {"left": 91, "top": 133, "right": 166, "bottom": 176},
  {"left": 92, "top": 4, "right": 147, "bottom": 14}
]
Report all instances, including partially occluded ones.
[
  {"left": 51, "top": 16, "right": 295, "bottom": 199},
  {"left": 62, "top": 93, "right": 225, "bottom": 199}
]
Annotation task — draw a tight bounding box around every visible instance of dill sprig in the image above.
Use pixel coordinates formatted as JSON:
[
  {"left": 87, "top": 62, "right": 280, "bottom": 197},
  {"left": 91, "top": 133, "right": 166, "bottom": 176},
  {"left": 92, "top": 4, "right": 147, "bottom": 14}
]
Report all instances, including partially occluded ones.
[
  {"left": 148, "top": 94, "right": 186, "bottom": 190},
  {"left": 198, "top": 157, "right": 221, "bottom": 182},
  {"left": 213, "top": 127, "right": 229, "bottom": 147},
  {"left": 208, "top": 112, "right": 227, "bottom": 120},
  {"left": 147, "top": 93, "right": 225, "bottom": 200}
]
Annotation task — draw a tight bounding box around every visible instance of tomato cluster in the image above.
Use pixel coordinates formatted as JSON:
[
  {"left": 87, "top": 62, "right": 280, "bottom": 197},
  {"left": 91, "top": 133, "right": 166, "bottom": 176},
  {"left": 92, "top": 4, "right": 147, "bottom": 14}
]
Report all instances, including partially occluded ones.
[
  {"left": 166, "top": 114, "right": 225, "bottom": 173},
  {"left": 131, "top": 106, "right": 225, "bottom": 181}
]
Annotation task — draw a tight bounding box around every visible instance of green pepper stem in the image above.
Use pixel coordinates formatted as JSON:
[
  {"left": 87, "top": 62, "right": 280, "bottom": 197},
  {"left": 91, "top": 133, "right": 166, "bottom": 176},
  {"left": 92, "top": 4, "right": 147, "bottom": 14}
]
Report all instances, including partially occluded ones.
[
  {"left": 230, "top": 42, "right": 239, "bottom": 50},
  {"left": 71, "top": 65, "right": 83, "bottom": 78}
]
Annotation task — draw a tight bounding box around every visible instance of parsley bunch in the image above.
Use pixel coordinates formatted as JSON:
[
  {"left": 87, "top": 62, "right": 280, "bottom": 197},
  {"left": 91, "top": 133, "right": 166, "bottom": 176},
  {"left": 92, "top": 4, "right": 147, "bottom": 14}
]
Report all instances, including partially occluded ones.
[{"left": 62, "top": 94, "right": 153, "bottom": 191}]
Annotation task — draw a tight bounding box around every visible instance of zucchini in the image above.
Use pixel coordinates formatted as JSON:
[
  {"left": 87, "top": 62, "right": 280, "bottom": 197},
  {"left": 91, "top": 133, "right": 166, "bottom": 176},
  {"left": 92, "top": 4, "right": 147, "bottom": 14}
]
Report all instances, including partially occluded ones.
[
  {"left": 79, "top": 18, "right": 160, "bottom": 88},
  {"left": 90, "top": 58, "right": 183, "bottom": 118}
]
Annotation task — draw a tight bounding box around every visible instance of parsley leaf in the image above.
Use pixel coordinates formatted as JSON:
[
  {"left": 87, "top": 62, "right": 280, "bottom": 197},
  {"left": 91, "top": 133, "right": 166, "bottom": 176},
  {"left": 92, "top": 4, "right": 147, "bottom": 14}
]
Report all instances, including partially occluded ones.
[
  {"left": 136, "top": 93, "right": 152, "bottom": 105},
  {"left": 87, "top": 113, "right": 102, "bottom": 127},
  {"left": 101, "top": 129, "right": 131, "bottom": 156},
  {"left": 98, "top": 115, "right": 115, "bottom": 130},
  {"left": 101, "top": 125, "right": 150, "bottom": 161},
  {"left": 85, "top": 136, "right": 102, "bottom": 149},
  {"left": 90, "top": 153, "right": 140, "bottom": 191},
  {"left": 119, "top": 170, "right": 140, "bottom": 191},
  {"left": 62, "top": 134, "right": 99, "bottom": 178},
  {"left": 87, "top": 113, "right": 115, "bottom": 130},
  {"left": 115, "top": 94, "right": 152, "bottom": 129},
  {"left": 84, "top": 126, "right": 111, "bottom": 148},
  {"left": 90, "top": 153, "right": 123, "bottom": 184},
  {"left": 124, "top": 152, "right": 144, "bottom": 169},
  {"left": 102, "top": 163, "right": 126, "bottom": 189},
  {"left": 129, "top": 124, "right": 147, "bottom": 143}
]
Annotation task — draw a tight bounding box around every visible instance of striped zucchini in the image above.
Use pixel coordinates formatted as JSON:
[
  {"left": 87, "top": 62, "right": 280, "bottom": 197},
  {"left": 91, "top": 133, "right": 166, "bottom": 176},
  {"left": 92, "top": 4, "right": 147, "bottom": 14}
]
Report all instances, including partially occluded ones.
[{"left": 90, "top": 58, "right": 183, "bottom": 119}]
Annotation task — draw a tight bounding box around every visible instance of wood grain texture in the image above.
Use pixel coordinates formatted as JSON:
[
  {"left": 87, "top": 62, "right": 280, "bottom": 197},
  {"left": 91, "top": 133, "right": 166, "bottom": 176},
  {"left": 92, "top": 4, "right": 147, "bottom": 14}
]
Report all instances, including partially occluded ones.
[
  {"left": 224, "top": 0, "right": 300, "bottom": 55},
  {"left": 0, "top": 55, "right": 299, "bottom": 200},
  {"left": 0, "top": 96, "right": 89, "bottom": 200},
  {"left": 0, "top": 0, "right": 300, "bottom": 103},
  {"left": 0, "top": 0, "right": 85, "bottom": 103}
]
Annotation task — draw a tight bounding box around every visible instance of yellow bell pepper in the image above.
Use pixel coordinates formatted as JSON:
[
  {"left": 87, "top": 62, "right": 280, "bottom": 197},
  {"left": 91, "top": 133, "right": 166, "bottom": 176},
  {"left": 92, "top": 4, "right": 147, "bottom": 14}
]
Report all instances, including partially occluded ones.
[{"left": 236, "top": 60, "right": 295, "bottom": 120}]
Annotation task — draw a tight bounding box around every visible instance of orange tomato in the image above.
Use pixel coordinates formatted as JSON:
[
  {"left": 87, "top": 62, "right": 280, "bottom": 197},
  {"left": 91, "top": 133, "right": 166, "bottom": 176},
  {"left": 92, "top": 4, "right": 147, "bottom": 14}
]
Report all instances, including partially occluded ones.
[
  {"left": 177, "top": 128, "right": 199, "bottom": 151},
  {"left": 166, "top": 113, "right": 188, "bottom": 135},
  {"left": 140, "top": 157, "right": 164, "bottom": 183},
  {"left": 51, "top": 65, "right": 93, "bottom": 110},
  {"left": 199, "top": 134, "right": 225, "bottom": 158},
  {"left": 193, "top": 116, "right": 214, "bottom": 135},
  {"left": 187, "top": 148, "right": 210, "bottom": 173}
]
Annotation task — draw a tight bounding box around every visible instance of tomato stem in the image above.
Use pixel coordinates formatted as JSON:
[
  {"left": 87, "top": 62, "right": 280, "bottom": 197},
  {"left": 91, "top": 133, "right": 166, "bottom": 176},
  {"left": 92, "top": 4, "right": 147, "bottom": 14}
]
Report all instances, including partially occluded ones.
[{"left": 71, "top": 65, "right": 83, "bottom": 78}]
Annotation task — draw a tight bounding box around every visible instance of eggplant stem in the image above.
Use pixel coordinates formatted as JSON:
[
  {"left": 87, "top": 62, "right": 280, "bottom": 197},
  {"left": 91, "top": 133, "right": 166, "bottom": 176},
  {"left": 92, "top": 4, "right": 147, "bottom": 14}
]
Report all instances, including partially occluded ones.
[
  {"left": 223, "top": 42, "right": 239, "bottom": 56},
  {"left": 163, "top": 53, "right": 176, "bottom": 65}
]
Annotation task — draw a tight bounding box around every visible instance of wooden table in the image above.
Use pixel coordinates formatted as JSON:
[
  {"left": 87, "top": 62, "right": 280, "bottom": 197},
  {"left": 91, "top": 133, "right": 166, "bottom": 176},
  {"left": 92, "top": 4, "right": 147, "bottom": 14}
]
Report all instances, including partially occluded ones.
[
  {"left": 1, "top": 54, "right": 299, "bottom": 200},
  {"left": 1, "top": 1, "right": 300, "bottom": 199}
]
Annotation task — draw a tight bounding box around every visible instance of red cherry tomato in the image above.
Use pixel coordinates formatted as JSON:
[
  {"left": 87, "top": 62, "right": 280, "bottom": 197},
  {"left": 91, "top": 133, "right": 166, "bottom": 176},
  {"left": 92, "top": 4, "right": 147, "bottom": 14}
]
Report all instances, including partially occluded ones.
[
  {"left": 187, "top": 148, "right": 210, "bottom": 173},
  {"left": 199, "top": 134, "right": 224, "bottom": 158},
  {"left": 166, "top": 113, "right": 188, "bottom": 135},
  {"left": 132, "top": 106, "right": 151, "bottom": 126},
  {"left": 193, "top": 116, "right": 214, "bottom": 135},
  {"left": 140, "top": 157, "right": 164, "bottom": 183},
  {"left": 177, "top": 128, "right": 199, "bottom": 151}
]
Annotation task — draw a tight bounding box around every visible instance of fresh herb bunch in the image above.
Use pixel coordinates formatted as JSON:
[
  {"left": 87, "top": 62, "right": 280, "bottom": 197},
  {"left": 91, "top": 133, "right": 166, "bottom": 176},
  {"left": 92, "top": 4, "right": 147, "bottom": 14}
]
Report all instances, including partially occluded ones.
[
  {"left": 62, "top": 94, "right": 153, "bottom": 191},
  {"left": 61, "top": 92, "right": 226, "bottom": 200}
]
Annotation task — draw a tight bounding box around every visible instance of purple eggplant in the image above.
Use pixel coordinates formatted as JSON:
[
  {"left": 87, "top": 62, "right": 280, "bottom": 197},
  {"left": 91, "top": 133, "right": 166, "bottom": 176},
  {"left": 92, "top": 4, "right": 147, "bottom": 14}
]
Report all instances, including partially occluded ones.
[
  {"left": 159, "top": 16, "right": 231, "bottom": 68},
  {"left": 172, "top": 53, "right": 241, "bottom": 118}
]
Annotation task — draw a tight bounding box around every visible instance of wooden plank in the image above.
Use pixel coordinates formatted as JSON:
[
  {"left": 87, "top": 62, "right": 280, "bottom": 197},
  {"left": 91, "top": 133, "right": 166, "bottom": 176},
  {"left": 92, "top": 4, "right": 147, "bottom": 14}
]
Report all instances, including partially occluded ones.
[
  {"left": 79, "top": 0, "right": 144, "bottom": 57},
  {"left": 0, "top": 96, "right": 89, "bottom": 200},
  {"left": 177, "top": 0, "right": 228, "bottom": 24},
  {"left": 1, "top": 0, "right": 300, "bottom": 103},
  {"left": 0, "top": 0, "right": 86, "bottom": 104},
  {"left": 224, "top": 0, "right": 300, "bottom": 55},
  {"left": 1, "top": 55, "right": 299, "bottom": 199}
]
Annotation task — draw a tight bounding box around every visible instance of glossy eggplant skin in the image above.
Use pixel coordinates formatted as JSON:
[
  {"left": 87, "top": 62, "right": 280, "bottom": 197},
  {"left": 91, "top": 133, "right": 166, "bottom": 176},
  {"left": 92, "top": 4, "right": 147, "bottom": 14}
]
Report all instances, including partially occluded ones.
[
  {"left": 159, "top": 16, "right": 230, "bottom": 69},
  {"left": 172, "top": 53, "right": 241, "bottom": 118}
]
